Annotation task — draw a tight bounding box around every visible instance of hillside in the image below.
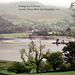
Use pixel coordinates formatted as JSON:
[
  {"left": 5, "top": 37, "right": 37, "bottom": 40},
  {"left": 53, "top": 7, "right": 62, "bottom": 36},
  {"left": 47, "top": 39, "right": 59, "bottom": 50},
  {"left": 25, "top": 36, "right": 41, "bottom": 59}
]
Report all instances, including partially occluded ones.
[
  {"left": 0, "top": 16, "right": 14, "bottom": 33},
  {"left": 0, "top": 1, "right": 74, "bottom": 33}
]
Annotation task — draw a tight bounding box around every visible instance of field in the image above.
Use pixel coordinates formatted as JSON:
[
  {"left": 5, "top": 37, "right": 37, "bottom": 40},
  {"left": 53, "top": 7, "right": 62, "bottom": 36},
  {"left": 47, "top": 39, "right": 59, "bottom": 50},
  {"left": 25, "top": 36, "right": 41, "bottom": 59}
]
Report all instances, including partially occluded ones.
[
  {"left": 0, "top": 33, "right": 73, "bottom": 39},
  {"left": 71, "top": 26, "right": 75, "bottom": 31},
  {"left": 0, "top": 33, "right": 29, "bottom": 37}
]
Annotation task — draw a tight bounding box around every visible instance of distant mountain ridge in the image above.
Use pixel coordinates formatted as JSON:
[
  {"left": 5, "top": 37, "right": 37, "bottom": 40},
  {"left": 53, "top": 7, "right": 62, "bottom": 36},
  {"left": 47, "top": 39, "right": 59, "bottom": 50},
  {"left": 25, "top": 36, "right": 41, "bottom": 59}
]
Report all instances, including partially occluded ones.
[{"left": 0, "top": 1, "right": 72, "bottom": 20}]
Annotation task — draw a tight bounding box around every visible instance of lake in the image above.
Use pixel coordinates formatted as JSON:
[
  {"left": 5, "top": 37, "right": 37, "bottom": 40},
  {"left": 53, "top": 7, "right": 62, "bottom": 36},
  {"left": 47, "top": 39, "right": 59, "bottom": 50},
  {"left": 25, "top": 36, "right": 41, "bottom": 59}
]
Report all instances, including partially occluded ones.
[{"left": 0, "top": 38, "right": 75, "bottom": 62}]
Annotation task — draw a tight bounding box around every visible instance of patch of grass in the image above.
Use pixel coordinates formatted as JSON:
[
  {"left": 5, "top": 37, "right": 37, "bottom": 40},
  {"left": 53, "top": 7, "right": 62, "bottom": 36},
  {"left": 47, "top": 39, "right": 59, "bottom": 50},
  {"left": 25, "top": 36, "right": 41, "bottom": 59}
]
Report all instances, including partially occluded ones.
[
  {"left": 0, "top": 70, "right": 16, "bottom": 75},
  {"left": 37, "top": 18, "right": 60, "bottom": 24},
  {"left": 0, "top": 33, "right": 29, "bottom": 37},
  {"left": 24, "top": 71, "right": 75, "bottom": 75},
  {"left": 48, "top": 32, "right": 60, "bottom": 35},
  {"left": 0, "top": 70, "right": 75, "bottom": 75},
  {"left": 71, "top": 26, "right": 75, "bottom": 31}
]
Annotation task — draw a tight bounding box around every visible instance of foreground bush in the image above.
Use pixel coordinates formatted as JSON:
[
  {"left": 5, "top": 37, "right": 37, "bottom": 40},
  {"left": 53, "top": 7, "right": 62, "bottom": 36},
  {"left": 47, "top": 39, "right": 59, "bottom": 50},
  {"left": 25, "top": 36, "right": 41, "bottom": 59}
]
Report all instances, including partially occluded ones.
[
  {"left": 39, "top": 61, "right": 52, "bottom": 72},
  {"left": 59, "top": 64, "right": 70, "bottom": 71},
  {"left": 45, "top": 51, "right": 64, "bottom": 71},
  {"left": 7, "top": 62, "right": 25, "bottom": 73},
  {"left": 7, "top": 61, "right": 37, "bottom": 73},
  {"left": 62, "top": 41, "right": 75, "bottom": 67}
]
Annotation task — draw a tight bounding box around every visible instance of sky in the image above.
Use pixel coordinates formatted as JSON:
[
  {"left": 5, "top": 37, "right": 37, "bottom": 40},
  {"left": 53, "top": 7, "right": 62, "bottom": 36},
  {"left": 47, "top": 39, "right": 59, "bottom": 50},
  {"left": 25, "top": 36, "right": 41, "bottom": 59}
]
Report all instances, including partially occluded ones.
[{"left": 0, "top": 0, "right": 75, "bottom": 8}]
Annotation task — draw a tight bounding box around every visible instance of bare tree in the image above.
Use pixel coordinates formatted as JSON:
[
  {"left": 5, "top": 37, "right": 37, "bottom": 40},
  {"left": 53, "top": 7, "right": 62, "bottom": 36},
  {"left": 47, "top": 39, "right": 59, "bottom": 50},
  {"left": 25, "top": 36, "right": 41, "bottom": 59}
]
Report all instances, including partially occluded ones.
[{"left": 20, "top": 40, "right": 46, "bottom": 73}]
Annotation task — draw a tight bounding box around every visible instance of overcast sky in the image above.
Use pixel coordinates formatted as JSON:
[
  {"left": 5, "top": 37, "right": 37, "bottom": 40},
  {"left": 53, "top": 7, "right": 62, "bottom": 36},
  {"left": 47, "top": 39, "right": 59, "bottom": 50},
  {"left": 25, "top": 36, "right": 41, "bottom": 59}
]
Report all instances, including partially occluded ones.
[{"left": 0, "top": 0, "right": 75, "bottom": 8}]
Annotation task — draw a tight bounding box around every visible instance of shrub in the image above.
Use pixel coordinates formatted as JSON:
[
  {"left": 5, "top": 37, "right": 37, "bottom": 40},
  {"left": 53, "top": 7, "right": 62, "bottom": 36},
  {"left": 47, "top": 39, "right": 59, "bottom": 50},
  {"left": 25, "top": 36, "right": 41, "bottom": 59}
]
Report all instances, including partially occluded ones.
[
  {"left": 7, "top": 62, "right": 25, "bottom": 73},
  {"left": 7, "top": 61, "right": 37, "bottom": 73},
  {"left": 59, "top": 64, "right": 69, "bottom": 71},
  {"left": 25, "top": 62, "right": 37, "bottom": 73},
  {"left": 47, "top": 51, "right": 64, "bottom": 71},
  {"left": 39, "top": 61, "right": 52, "bottom": 72},
  {"left": 30, "top": 69, "right": 36, "bottom": 73},
  {"left": 62, "top": 41, "right": 75, "bottom": 67}
]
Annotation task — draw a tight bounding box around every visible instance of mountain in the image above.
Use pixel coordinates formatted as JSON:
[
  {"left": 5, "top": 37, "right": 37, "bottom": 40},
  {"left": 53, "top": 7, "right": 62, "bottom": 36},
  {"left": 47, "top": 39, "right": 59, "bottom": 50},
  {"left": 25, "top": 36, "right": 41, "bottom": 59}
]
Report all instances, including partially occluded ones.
[{"left": 0, "top": 1, "right": 74, "bottom": 32}]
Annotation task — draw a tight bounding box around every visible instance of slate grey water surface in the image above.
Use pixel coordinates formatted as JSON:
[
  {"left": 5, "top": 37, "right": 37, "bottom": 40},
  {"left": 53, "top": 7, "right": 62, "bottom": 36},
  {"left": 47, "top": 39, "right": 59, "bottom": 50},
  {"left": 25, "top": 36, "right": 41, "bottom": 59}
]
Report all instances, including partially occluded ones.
[{"left": 0, "top": 38, "right": 75, "bottom": 61}]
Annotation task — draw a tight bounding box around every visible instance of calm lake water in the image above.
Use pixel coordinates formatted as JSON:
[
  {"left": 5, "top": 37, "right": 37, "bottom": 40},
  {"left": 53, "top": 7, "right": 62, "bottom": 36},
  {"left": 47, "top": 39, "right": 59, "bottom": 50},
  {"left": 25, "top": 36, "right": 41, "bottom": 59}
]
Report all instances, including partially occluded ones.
[{"left": 0, "top": 38, "right": 75, "bottom": 61}]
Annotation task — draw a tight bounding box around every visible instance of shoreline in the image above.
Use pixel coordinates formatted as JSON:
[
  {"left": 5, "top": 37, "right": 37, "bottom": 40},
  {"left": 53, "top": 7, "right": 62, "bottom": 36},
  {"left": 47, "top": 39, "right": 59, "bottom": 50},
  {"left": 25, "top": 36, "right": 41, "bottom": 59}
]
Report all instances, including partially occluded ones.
[{"left": 0, "top": 36, "right": 74, "bottom": 40}]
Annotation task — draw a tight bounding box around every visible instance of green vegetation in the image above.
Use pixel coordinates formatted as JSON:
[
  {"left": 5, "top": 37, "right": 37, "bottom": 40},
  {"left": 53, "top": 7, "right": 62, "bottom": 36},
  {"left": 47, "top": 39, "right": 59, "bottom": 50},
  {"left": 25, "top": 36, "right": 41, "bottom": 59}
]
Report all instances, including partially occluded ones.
[
  {"left": 45, "top": 51, "right": 64, "bottom": 70},
  {"left": 70, "top": 2, "right": 75, "bottom": 37},
  {"left": 7, "top": 41, "right": 75, "bottom": 73},
  {"left": 0, "top": 16, "right": 73, "bottom": 36},
  {"left": 63, "top": 41, "right": 75, "bottom": 67},
  {"left": 0, "top": 33, "right": 29, "bottom": 37},
  {"left": 20, "top": 41, "right": 46, "bottom": 73},
  {"left": 0, "top": 16, "right": 14, "bottom": 33},
  {"left": 36, "top": 28, "right": 49, "bottom": 36},
  {"left": 0, "top": 60, "right": 75, "bottom": 75},
  {"left": 37, "top": 18, "right": 60, "bottom": 24},
  {"left": 0, "top": 70, "right": 16, "bottom": 75},
  {"left": 0, "top": 33, "right": 73, "bottom": 38},
  {"left": 13, "top": 71, "right": 75, "bottom": 75},
  {"left": 14, "top": 71, "right": 75, "bottom": 75},
  {"left": 71, "top": 26, "right": 75, "bottom": 31},
  {"left": 0, "top": 60, "right": 12, "bottom": 70},
  {"left": 0, "top": 2, "right": 75, "bottom": 75},
  {"left": 0, "top": 70, "right": 75, "bottom": 75},
  {"left": 0, "top": 16, "right": 32, "bottom": 34}
]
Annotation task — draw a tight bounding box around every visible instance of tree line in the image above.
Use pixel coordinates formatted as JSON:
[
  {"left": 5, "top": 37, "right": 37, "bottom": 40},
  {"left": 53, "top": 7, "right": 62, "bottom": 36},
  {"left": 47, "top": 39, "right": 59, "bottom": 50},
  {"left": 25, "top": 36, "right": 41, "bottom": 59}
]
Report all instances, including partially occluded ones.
[{"left": 0, "top": 16, "right": 73, "bottom": 37}]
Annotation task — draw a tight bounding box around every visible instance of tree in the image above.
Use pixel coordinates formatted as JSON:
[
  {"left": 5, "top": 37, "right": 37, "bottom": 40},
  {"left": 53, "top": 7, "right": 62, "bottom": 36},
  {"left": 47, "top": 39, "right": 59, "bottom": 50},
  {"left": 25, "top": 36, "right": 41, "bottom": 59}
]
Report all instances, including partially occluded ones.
[
  {"left": 70, "top": 2, "right": 75, "bottom": 20},
  {"left": 37, "top": 28, "right": 48, "bottom": 36},
  {"left": 70, "top": 2, "right": 75, "bottom": 37},
  {"left": 39, "top": 61, "right": 52, "bottom": 72},
  {"left": 20, "top": 41, "right": 36, "bottom": 63},
  {"left": 59, "top": 30, "right": 66, "bottom": 36},
  {"left": 62, "top": 41, "right": 75, "bottom": 67},
  {"left": 44, "top": 51, "right": 63, "bottom": 71},
  {"left": 66, "top": 28, "right": 72, "bottom": 36},
  {"left": 20, "top": 40, "right": 47, "bottom": 73}
]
